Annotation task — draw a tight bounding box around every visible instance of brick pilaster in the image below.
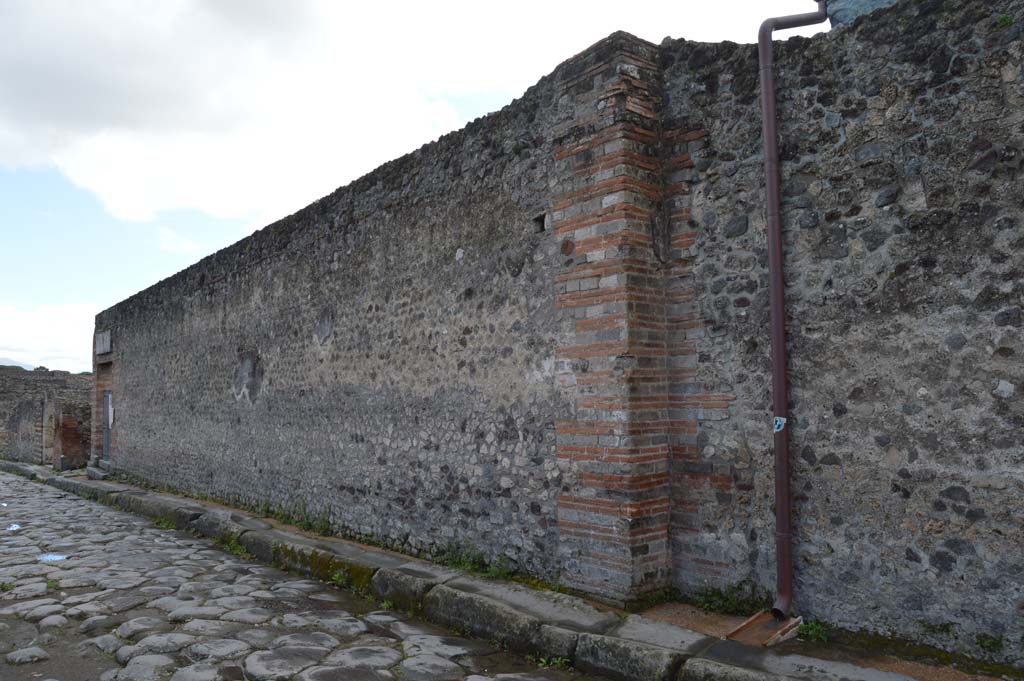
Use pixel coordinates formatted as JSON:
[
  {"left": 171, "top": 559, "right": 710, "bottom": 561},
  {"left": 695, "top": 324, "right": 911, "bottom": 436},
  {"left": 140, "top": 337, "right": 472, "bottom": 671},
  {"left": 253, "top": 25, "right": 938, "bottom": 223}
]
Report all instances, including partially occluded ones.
[{"left": 551, "top": 34, "right": 672, "bottom": 603}]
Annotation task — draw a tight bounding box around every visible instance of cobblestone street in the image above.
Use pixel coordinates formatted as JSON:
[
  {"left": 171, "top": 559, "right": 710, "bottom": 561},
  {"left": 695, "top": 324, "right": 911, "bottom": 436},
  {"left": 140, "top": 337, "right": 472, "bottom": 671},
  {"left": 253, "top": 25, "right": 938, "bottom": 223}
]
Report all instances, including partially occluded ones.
[{"left": 0, "top": 473, "right": 599, "bottom": 681}]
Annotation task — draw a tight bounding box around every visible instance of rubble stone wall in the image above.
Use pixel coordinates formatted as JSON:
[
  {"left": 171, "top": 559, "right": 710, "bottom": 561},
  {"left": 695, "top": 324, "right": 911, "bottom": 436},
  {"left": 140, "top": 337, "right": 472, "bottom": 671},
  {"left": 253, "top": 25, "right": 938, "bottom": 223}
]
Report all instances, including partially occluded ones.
[
  {"left": 0, "top": 366, "right": 92, "bottom": 468},
  {"left": 662, "top": 0, "right": 1023, "bottom": 663},
  {"left": 92, "top": 0, "right": 1023, "bottom": 663}
]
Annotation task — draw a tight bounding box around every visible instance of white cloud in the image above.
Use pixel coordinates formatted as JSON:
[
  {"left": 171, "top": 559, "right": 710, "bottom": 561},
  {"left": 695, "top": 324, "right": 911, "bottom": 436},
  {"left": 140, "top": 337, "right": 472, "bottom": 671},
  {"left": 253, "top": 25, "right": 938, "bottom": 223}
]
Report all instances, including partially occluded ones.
[
  {"left": 0, "top": 0, "right": 825, "bottom": 228},
  {"left": 157, "top": 227, "right": 201, "bottom": 255},
  {"left": 0, "top": 301, "right": 95, "bottom": 373}
]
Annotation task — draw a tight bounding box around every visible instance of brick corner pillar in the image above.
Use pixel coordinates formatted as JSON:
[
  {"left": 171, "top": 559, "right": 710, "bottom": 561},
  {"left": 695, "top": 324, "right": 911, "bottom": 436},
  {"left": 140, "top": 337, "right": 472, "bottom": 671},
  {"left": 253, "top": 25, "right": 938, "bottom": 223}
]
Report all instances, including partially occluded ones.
[{"left": 550, "top": 33, "right": 672, "bottom": 604}]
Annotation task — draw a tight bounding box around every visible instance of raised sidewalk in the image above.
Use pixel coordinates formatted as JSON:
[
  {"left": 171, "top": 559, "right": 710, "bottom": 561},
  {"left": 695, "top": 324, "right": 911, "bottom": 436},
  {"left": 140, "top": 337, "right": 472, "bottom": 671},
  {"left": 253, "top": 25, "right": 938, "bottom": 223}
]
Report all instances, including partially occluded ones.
[{"left": 0, "top": 460, "right": 912, "bottom": 681}]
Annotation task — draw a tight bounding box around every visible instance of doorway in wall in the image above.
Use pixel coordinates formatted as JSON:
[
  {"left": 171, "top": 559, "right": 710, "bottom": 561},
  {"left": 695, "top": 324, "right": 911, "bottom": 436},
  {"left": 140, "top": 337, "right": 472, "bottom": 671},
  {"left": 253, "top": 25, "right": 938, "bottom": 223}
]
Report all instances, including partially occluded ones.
[{"left": 94, "top": 360, "right": 113, "bottom": 466}]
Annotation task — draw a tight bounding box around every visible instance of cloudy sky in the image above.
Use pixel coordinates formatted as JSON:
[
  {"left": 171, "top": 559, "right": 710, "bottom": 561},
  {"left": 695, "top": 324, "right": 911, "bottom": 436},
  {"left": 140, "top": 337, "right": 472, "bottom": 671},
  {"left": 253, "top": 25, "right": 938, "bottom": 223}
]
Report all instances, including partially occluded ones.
[{"left": 0, "top": 0, "right": 827, "bottom": 373}]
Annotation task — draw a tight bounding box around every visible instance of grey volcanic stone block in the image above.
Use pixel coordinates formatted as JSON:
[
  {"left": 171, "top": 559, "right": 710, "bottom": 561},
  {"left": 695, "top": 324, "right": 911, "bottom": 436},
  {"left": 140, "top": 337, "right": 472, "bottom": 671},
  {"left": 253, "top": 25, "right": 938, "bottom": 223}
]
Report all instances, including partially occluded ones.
[
  {"left": 244, "top": 646, "right": 328, "bottom": 680},
  {"left": 399, "top": 654, "right": 464, "bottom": 681},
  {"left": 190, "top": 509, "right": 259, "bottom": 541},
  {"left": 5, "top": 645, "right": 50, "bottom": 664},
  {"left": 826, "top": 0, "right": 898, "bottom": 26},
  {"left": 575, "top": 633, "right": 683, "bottom": 681},
  {"left": 0, "top": 461, "right": 56, "bottom": 481},
  {"left": 370, "top": 562, "right": 461, "bottom": 611},
  {"left": 47, "top": 475, "right": 130, "bottom": 500},
  {"left": 112, "top": 491, "right": 204, "bottom": 528},
  {"left": 536, "top": 624, "right": 579, "bottom": 660},
  {"left": 240, "top": 528, "right": 403, "bottom": 590},
  {"left": 613, "top": 615, "right": 712, "bottom": 650},
  {"left": 575, "top": 615, "right": 714, "bottom": 681},
  {"left": 443, "top": 576, "right": 618, "bottom": 633},
  {"left": 238, "top": 529, "right": 309, "bottom": 565},
  {"left": 423, "top": 584, "right": 540, "bottom": 653},
  {"left": 318, "top": 536, "right": 408, "bottom": 571},
  {"left": 423, "top": 576, "right": 617, "bottom": 655}
]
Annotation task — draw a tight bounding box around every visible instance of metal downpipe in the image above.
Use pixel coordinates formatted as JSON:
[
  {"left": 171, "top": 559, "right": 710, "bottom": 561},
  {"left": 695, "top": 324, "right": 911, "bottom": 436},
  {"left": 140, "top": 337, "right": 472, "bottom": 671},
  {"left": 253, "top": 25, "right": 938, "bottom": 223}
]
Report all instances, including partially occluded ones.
[{"left": 757, "top": 1, "right": 829, "bottom": 621}]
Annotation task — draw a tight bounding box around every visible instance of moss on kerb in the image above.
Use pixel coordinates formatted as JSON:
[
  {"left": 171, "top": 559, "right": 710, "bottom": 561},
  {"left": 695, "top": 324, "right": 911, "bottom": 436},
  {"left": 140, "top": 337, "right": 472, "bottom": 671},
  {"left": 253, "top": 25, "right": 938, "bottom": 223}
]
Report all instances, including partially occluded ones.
[
  {"left": 271, "top": 542, "right": 375, "bottom": 595},
  {"left": 798, "top": 627, "right": 1024, "bottom": 679}
]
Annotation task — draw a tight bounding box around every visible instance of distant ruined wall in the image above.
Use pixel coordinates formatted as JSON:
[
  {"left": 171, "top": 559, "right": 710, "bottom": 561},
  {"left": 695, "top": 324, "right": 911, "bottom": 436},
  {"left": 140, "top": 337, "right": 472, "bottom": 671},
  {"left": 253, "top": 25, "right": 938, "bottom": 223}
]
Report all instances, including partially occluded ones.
[
  {"left": 0, "top": 366, "right": 92, "bottom": 468},
  {"left": 93, "top": 0, "right": 1023, "bottom": 665}
]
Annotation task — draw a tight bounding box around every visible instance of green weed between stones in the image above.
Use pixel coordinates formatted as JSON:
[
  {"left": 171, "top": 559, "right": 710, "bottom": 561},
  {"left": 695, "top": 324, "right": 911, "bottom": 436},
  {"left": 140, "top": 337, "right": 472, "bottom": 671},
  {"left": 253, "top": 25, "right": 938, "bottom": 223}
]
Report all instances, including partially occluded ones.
[
  {"left": 996, "top": 14, "right": 1014, "bottom": 29},
  {"left": 152, "top": 515, "right": 176, "bottom": 530},
  {"left": 216, "top": 533, "right": 254, "bottom": 560},
  {"left": 528, "top": 655, "right": 572, "bottom": 670},
  {"left": 327, "top": 569, "right": 371, "bottom": 599},
  {"left": 434, "top": 544, "right": 515, "bottom": 580},
  {"left": 829, "top": 627, "right": 1022, "bottom": 679},
  {"left": 690, "top": 582, "right": 772, "bottom": 617},
  {"left": 920, "top": 621, "right": 956, "bottom": 636},
  {"left": 798, "top": 620, "right": 830, "bottom": 645},
  {"left": 626, "top": 587, "right": 680, "bottom": 612},
  {"left": 976, "top": 634, "right": 1004, "bottom": 653},
  {"left": 0, "top": 582, "right": 13, "bottom": 592}
]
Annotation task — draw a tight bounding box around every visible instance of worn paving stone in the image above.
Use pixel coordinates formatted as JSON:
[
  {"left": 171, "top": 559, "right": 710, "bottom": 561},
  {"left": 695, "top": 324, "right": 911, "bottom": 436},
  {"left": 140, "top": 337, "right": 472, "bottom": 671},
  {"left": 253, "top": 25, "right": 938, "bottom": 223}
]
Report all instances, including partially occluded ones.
[
  {"left": 399, "top": 653, "right": 465, "bottom": 681},
  {"left": 0, "top": 597, "right": 58, "bottom": 616},
  {"left": 323, "top": 644, "right": 403, "bottom": 669},
  {"left": 132, "top": 632, "right": 197, "bottom": 655},
  {"left": 38, "top": 613, "right": 69, "bottom": 629},
  {"left": 24, "top": 603, "right": 65, "bottom": 622},
  {"left": 209, "top": 584, "right": 254, "bottom": 598},
  {"left": 168, "top": 605, "right": 228, "bottom": 622},
  {"left": 169, "top": 662, "right": 223, "bottom": 681},
  {"left": 270, "top": 632, "right": 341, "bottom": 649},
  {"left": 116, "top": 616, "right": 172, "bottom": 640},
  {"left": 0, "top": 472, "right": 604, "bottom": 681},
  {"left": 115, "top": 653, "right": 177, "bottom": 681},
  {"left": 6, "top": 645, "right": 50, "bottom": 664},
  {"left": 296, "top": 666, "right": 396, "bottom": 680},
  {"left": 104, "top": 592, "right": 154, "bottom": 613},
  {"left": 187, "top": 637, "right": 252, "bottom": 661},
  {"left": 243, "top": 646, "right": 329, "bottom": 680},
  {"left": 79, "top": 614, "right": 116, "bottom": 634},
  {"left": 220, "top": 606, "right": 273, "bottom": 623},
  {"left": 82, "top": 633, "right": 124, "bottom": 654},
  {"left": 206, "top": 595, "right": 256, "bottom": 609},
  {"left": 236, "top": 627, "right": 284, "bottom": 647},
  {"left": 403, "top": 634, "right": 498, "bottom": 659},
  {"left": 179, "top": 618, "right": 241, "bottom": 636}
]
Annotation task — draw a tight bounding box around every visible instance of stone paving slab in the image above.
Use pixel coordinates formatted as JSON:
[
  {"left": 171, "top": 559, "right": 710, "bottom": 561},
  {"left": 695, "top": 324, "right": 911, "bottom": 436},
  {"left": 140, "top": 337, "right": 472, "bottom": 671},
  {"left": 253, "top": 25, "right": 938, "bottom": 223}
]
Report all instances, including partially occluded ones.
[
  {"left": 0, "top": 460, "right": 54, "bottom": 481},
  {"left": 0, "top": 467, "right": 924, "bottom": 681},
  {"left": 443, "top": 576, "right": 619, "bottom": 634},
  {"left": 48, "top": 475, "right": 133, "bottom": 501},
  {"left": 371, "top": 561, "right": 462, "bottom": 612},
  {"left": 189, "top": 508, "right": 262, "bottom": 541},
  {"left": 612, "top": 615, "right": 714, "bottom": 652},
  {"left": 111, "top": 491, "right": 207, "bottom": 530},
  {"left": 0, "top": 471, "right": 599, "bottom": 681}
]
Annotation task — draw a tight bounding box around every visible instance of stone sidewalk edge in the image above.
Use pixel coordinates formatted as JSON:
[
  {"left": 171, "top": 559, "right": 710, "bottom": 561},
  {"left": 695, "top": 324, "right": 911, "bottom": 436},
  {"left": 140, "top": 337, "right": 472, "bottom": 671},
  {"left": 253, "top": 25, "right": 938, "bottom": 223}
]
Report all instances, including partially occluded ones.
[{"left": 0, "top": 459, "right": 829, "bottom": 681}]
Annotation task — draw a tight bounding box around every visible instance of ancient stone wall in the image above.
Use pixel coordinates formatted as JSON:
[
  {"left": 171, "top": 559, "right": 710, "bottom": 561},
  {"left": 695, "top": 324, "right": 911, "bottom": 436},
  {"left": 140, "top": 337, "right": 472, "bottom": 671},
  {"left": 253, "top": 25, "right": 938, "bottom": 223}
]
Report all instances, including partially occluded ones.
[
  {"left": 0, "top": 365, "right": 92, "bottom": 468},
  {"left": 662, "top": 0, "right": 1023, "bottom": 663},
  {"left": 92, "top": 0, "right": 1023, "bottom": 664},
  {"left": 92, "top": 36, "right": 641, "bottom": 584}
]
